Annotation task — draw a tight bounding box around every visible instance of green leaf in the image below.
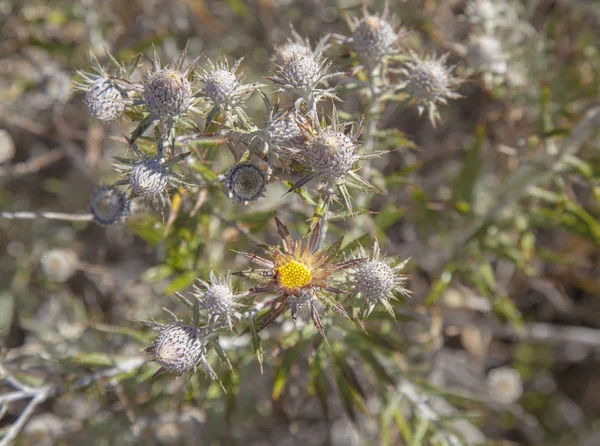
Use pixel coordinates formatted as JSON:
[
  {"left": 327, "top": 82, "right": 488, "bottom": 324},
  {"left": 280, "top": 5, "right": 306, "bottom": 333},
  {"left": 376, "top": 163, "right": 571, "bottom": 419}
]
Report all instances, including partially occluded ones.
[
  {"left": 452, "top": 124, "right": 485, "bottom": 209},
  {"left": 425, "top": 265, "right": 456, "bottom": 305},
  {"left": 272, "top": 338, "right": 314, "bottom": 400},
  {"left": 166, "top": 270, "right": 198, "bottom": 293}
]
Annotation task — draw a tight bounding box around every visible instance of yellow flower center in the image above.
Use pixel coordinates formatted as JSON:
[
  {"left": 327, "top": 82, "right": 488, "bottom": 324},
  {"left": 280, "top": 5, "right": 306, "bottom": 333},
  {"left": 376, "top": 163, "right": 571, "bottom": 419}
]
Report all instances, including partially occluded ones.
[{"left": 277, "top": 260, "right": 312, "bottom": 291}]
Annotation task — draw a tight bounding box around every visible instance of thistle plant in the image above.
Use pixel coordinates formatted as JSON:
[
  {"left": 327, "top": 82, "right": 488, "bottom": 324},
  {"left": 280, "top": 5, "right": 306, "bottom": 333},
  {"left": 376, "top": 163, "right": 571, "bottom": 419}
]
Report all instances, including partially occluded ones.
[{"left": 4, "top": 1, "right": 593, "bottom": 444}]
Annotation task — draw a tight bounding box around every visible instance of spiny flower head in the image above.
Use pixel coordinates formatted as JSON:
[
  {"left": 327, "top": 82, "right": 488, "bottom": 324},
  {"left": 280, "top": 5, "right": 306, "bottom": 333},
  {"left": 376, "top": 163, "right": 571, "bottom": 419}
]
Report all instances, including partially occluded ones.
[
  {"left": 40, "top": 248, "right": 79, "bottom": 283},
  {"left": 221, "top": 161, "right": 269, "bottom": 205},
  {"left": 183, "top": 271, "right": 246, "bottom": 330},
  {"left": 238, "top": 217, "right": 364, "bottom": 338},
  {"left": 248, "top": 99, "right": 308, "bottom": 170},
  {"left": 486, "top": 366, "right": 523, "bottom": 404},
  {"left": 84, "top": 78, "right": 126, "bottom": 123},
  {"left": 349, "top": 239, "right": 409, "bottom": 319},
  {"left": 74, "top": 49, "right": 138, "bottom": 123},
  {"left": 127, "top": 45, "right": 201, "bottom": 121},
  {"left": 143, "top": 69, "right": 192, "bottom": 120},
  {"left": 268, "top": 47, "right": 340, "bottom": 110},
  {"left": 113, "top": 143, "right": 189, "bottom": 209},
  {"left": 89, "top": 184, "right": 130, "bottom": 226},
  {"left": 144, "top": 314, "right": 218, "bottom": 381},
  {"left": 398, "top": 52, "right": 462, "bottom": 126},
  {"left": 198, "top": 58, "right": 263, "bottom": 126},
  {"left": 351, "top": 6, "right": 399, "bottom": 62},
  {"left": 289, "top": 108, "right": 380, "bottom": 214}
]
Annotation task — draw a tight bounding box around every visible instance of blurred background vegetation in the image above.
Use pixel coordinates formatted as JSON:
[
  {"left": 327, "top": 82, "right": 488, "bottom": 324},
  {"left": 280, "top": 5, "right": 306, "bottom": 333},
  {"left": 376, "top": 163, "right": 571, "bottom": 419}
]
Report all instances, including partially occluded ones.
[{"left": 1, "top": 0, "right": 600, "bottom": 444}]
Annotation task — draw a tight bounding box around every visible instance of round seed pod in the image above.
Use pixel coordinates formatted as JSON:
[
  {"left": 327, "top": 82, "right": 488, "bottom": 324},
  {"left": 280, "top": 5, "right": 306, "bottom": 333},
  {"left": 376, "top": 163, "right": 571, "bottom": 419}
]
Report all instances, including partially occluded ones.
[
  {"left": 143, "top": 69, "right": 192, "bottom": 119},
  {"left": 222, "top": 162, "right": 268, "bottom": 204},
  {"left": 89, "top": 185, "right": 130, "bottom": 226},
  {"left": 305, "top": 132, "right": 357, "bottom": 180},
  {"left": 152, "top": 324, "right": 204, "bottom": 375},
  {"left": 466, "top": 35, "right": 507, "bottom": 74},
  {"left": 84, "top": 78, "right": 126, "bottom": 123},
  {"left": 354, "top": 260, "right": 395, "bottom": 303},
  {"left": 352, "top": 16, "right": 397, "bottom": 61}
]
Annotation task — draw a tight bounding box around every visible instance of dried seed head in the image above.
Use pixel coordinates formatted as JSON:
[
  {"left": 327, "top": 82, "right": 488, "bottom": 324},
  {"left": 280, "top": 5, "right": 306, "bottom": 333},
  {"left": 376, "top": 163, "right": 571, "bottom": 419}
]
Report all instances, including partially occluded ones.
[
  {"left": 202, "top": 284, "right": 234, "bottom": 315},
  {"left": 466, "top": 35, "right": 508, "bottom": 75},
  {"left": 352, "top": 15, "right": 398, "bottom": 61},
  {"left": 128, "top": 159, "right": 169, "bottom": 199},
  {"left": 355, "top": 260, "right": 395, "bottom": 303},
  {"left": 203, "top": 69, "right": 239, "bottom": 107},
  {"left": 41, "top": 248, "right": 78, "bottom": 283},
  {"left": 222, "top": 161, "right": 268, "bottom": 204},
  {"left": 89, "top": 185, "right": 130, "bottom": 226},
  {"left": 143, "top": 69, "right": 192, "bottom": 119},
  {"left": 400, "top": 53, "right": 461, "bottom": 125},
  {"left": 84, "top": 78, "right": 126, "bottom": 123},
  {"left": 151, "top": 324, "right": 204, "bottom": 375},
  {"left": 486, "top": 367, "right": 523, "bottom": 404},
  {"left": 306, "top": 132, "right": 358, "bottom": 180}
]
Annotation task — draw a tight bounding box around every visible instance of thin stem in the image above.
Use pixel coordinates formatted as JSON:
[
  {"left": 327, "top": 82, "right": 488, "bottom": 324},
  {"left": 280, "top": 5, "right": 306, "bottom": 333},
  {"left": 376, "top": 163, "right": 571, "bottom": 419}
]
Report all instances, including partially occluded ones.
[
  {"left": 0, "top": 211, "right": 94, "bottom": 222},
  {"left": 317, "top": 203, "right": 329, "bottom": 251}
]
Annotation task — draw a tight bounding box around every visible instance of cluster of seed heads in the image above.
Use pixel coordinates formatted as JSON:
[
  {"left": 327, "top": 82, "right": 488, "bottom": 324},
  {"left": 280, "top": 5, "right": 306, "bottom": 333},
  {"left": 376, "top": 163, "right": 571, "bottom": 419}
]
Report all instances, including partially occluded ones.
[{"left": 69, "top": 2, "right": 511, "bottom": 383}]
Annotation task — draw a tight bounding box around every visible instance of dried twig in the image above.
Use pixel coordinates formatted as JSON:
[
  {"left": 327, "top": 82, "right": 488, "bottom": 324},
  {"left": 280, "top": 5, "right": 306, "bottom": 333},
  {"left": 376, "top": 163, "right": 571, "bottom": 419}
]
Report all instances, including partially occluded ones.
[{"left": 0, "top": 211, "right": 93, "bottom": 222}]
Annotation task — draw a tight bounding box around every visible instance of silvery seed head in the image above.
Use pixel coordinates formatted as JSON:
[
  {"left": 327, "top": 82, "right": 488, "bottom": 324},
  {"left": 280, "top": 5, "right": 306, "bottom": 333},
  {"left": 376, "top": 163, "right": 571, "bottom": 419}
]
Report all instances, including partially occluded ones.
[
  {"left": 399, "top": 53, "right": 462, "bottom": 125},
  {"left": 290, "top": 109, "right": 377, "bottom": 214},
  {"left": 186, "top": 271, "right": 245, "bottom": 330},
  {"left": 41, "top": 248, "right": 79, "bottom": 283},
  {"left": 84, "top": 78, "right": 126, "bottom": 123},
  {"left": 198, "top": 58, "right": 262, "bottom": 126},
  {"left": 269, "top": 51, "right": 339, "bottom": 108},
  {"left": 486, "top": 366, "right": 523, "bottom": 404},
  {"left": 352, "top": 15, "right": 398, "bottom": 61},
  {"left": 128, "top": 159, "right": 169, "bottom": 199},
  {"left": 221, "top": 161, "right": 269, "bottom": 205},
  {"left": 89, "top": 185, "right": 130, "bottom": 226},
  {"left": 306, "top": 132, "right": 358, "bottom": 181},
  {"left": 203, "top": 69, "right": 239, "bottom": 106},
  {"left": 355, "top": 260, "right": 396, "bottom": 304},
  {"left": 143, "top": 69, "right": 192, "bottom": 119},
  {"left": 149, "top": 323, "right": 205, "bottom": 376},
  {"left": 349, "top": 240, "right": 409, "bottom": 318}
]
